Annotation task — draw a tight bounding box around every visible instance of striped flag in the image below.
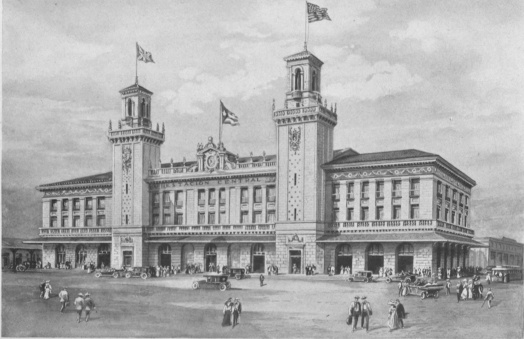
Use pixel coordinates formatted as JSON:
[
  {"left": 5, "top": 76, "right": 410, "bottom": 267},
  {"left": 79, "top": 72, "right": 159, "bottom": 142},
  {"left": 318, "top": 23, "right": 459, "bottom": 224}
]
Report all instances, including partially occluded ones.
[
  {"left": 221, "top": 101, "right": 239, "bottom": 126},
  {"left": 136, "top": 43, "right": 155, "bottom": 63},
  {"left": 307, "top": 2, "right": 331, "bottom": 23}
]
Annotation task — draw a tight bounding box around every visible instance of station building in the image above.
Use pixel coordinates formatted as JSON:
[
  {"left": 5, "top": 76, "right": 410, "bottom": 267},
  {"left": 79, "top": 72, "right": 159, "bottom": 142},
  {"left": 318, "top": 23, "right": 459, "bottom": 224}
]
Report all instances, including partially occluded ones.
[
  {"left": 27, "top": 48, "right": 482, "bottom": 275},
  {"left": 468, "top": 237, "right": 524, "bottom": 269}
]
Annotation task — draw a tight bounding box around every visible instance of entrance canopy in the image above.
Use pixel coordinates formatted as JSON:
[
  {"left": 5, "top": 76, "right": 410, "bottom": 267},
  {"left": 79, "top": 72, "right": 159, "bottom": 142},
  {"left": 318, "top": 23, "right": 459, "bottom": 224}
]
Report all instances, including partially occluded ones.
[{"left": 146, "top": 235, "right": 276, "bottom": 243}]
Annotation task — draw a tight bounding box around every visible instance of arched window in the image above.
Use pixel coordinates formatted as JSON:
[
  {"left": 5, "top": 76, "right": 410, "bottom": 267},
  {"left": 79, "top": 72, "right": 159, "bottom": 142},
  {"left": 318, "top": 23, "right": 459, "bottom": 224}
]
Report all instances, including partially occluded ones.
[
  {"left": 367, "top": 243, "right": 384, "bottom": 255},
  {"left": 127, "top": 99, "right": 133, "bottom": 117},
  {"left": 98, "top": 245, "right": 110, "bottom": 255},
  {"left": 76, "top": 245, "right": 88, "bottom": 264},
  {"left": 160, "top": 244, "right": 172, "bottom": 254},
  {"left": 338, "top": 244, "right": 352, "bottom": 256},
  {"left": 312, "top": 70, "right": 317, "bottom": 91},
  {"left": 397, "top": 243, "right": 414, "bottom": 256},
  {"left": 294, "top": 68, "right": 302, "bottom": 91},
  {"left": 253, "top": 244, "right": 265, "bottom": 254},
  {"left": 146, "top": 103, "right": 150, "bottom": 119},
  {"left": 141, "top": 99, "right": 146, "bottom": 117},
  {"left": 205, "top": 244, "right": 217, "bottom": 255}
]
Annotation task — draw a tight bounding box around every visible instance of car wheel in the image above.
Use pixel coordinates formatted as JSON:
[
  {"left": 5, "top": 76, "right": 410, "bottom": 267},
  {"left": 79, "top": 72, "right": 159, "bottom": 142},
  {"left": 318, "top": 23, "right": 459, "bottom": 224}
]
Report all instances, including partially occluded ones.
[
  {"left": 141, "top": 273, "right": 148, "bottom": 280},
  {"left": 112, "top": 272, "right": 119, "bottom": 278},
  {"left": 421, "top": 292, "right": 426, "bottom": 300},
  {"left": 95, "top": 272, "right": 102, "bottom": 278},
  {"left": 125, "top": 272, "right": 132, "bottom": 279},
  {"left": 385, "top": 277, "right": 391, "bottom": 283},
  {"left": 191, "top": 281, "right": 199, "bottom": 290},
  {"left": 405, "top": 278, "right": 411, "bottom": 283},
  {"left": 219, "top": 283, "right": 227, "bottom": 292}
]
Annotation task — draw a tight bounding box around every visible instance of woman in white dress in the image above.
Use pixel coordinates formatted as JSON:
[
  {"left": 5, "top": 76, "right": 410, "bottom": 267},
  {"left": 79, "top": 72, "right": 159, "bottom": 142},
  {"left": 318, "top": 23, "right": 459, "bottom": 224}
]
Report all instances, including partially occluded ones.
[{"left": 43, "top": 281, "right": 52, "bottom": 300}]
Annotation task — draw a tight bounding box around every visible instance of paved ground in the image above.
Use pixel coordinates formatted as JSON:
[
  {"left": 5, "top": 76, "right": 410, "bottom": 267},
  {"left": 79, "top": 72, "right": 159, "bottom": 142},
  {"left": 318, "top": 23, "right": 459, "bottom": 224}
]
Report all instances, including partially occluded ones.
[{"left": 2, "top": 269, "right": 523, "bottom": 338}]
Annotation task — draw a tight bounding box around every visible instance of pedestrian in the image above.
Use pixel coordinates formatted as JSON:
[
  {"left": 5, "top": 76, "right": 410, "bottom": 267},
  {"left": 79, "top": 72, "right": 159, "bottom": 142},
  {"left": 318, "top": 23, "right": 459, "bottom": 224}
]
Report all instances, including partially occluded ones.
[
  {"left": 58, "top": 287, "right": 69, "bottom": 313},
  {"left": 74, "top": 293, "right": 85, "bottom": 323},
  {"left": 222, "top": 298, "right": 232, "bottom": 327},
  {"left": 398, "top": 281, "right": 403, "bottom": 297},
  {"left": 483, "top": 288, "right": 495, "bottom": 309},
  {"left": 456, "top": 282, "right": 462, "bottom": 303},
  {"left": 486, "top": 272, "right": 491, "bottom": 285},
  {"left": 233, "top": 298, "right": 242, "bottom": 324},
  {"left": 349, "top": 296, "right": 361, "bottom": 332},
  {"left": 39, "top": 280, "right": 46, "bottom": 298},
  {"left": 360, "top": 296, "right": 372, "bottom": 332},
  {"left": 395, "top": 299, "right": 405, "bottom": 329},
  {"left": 83, "top": 292, "right": 96, "bottom": 322},
  {"left": 231, "top": 298, "right": 241, "bottom": 328},
  {"left": 387, "top": 300, "right": 399, "bottom": 332},
  {"left": 445, "top": 279, "right": 451, "bottom": 296},
  {"left": 44, "top": 280, "right": 52, "bottom": 300},
  {"left": 259, "top": 274, "right": 264, "bottom": 287}
]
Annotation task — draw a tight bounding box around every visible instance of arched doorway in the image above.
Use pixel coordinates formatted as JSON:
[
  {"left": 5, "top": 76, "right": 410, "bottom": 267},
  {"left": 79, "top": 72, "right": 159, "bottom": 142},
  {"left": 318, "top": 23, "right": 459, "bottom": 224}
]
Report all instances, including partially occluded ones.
[
  {"left": 252, "top": 244, "right": 265, "bottom": 273},
  {"left": 228, "top": 244, "right": 241, "bottom": 268},
  {"left": 158, "top": 244, "right": 172, "bottom": 267},
  {"left": 366, "top": 243, "right": 384, "bottom": 274},
  {"left": 204, "top": 244, "right": 217, "bottom": 272},
  {"left": 98, "top": 244, "right": 111, "bottom": 268},
  {"left": 76, "top": 245, "right": 88, "bottom": 268},
  {"left": 336, "top": 244, "right": 353, "bottom": 274},
  {"left": 181, "top": 244, "right": 194, "bottom": 271},
  {"left": 397, "top": 243, "right": 414, "bottom": 273},
  {"left": 56, "top": 245, "right": 66, "bottom": 268}
]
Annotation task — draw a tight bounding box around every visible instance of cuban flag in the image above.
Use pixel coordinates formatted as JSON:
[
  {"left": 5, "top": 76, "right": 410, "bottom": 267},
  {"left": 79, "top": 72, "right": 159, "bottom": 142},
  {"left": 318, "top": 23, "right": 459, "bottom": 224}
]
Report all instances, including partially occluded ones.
[{"left": 221, "top": 101, "right": 239, "bottom": 126}]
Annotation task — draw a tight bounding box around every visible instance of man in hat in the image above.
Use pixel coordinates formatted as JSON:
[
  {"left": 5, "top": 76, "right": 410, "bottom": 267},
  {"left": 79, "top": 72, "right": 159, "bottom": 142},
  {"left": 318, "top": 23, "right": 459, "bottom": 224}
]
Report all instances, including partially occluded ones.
[
  {"left": 58, "top": 287, "right": 69, "bottom": 313},
  {"left": 360, "top": 296, "right": 372, "bottom": 332},
  {"left": 445, "top": 279, "right": 451, "bottom": 296},
  {"left": 259, "top": 274, "right": 264, "bottom": 287},
  {"left": 348, "top": 296, "right": 361, "bottom": 332},
  {"left": 39, "top": 280, "right": 46, "bottom": 299},
  {"left": 395, "top": 299, "right": 405, "bottom": 329},
  {"left": 83, "top": 292, "right": 96, "bottom": 322},
  {"left": 483, "top": 288, "right": 495, "bottom": 309},
  {"left": 74, "top": 293, "right": 85, "bottom": 323}
]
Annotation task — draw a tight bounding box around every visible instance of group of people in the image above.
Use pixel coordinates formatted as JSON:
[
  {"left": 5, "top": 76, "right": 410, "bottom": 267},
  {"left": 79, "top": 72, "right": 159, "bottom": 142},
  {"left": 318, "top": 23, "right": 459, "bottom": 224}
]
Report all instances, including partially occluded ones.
[
  {"left": 39, "top": 280, "right": 52, "bottom": 299},
  {"left": 73, "top": 292, "right": 96, "bottom": 322},
  {"left": 267, "top": 264, "right": 278, "bottom": 275},
  {"left": 339, "top": 265, "right": 351, "bottom": 276},
  {"left": 222, "top": 297, "right": 242, "bottom": 328},
  {"left": 455, "top": 278, "right": 485, "bottom": 301},
  {"left": 40, "top": 282, "right": 97, "bottom": 323},
  {"left": 386, "top": 299, "right": 406, "bottom": 332},
  {"left": 348, "top": 296, "right": 374, "bottom": 332},
  {"left": 152, "top": 265, "right": 180, "bottom": 277},
  {"left": 378, "top": 267, "right": 394, "bottom": 277},
  {"left": 305, "top": 264, "right": 316, "bottom": 275}
]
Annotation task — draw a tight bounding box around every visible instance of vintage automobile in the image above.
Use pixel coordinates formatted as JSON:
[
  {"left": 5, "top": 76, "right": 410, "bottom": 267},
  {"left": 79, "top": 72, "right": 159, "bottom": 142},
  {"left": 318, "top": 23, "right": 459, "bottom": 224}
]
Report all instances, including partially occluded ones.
[
  {"left": 122, "top": 267, "right": 151, "bottom": 280},
  {"left": 385, "top": 273, "right": 417, "bottom": 284},
  {"left": 94, "top": 268, "right": 125, "bottom": 279},
  {"left": 348, "top": 271, "right": 374, "bottom": 283},
  {"left": 418, "top": 284, "right": 444, "bottom": 299},
  {"left": 228, "top": 268, "right": 246, "bottom": 280},
  {"left": 192, "top": 274, "right": 232, "bottom": 291}
]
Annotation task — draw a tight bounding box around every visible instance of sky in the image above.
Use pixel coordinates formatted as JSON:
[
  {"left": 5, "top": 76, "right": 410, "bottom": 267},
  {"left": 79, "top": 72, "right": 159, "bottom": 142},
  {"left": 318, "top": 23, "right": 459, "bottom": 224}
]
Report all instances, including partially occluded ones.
[{"left": 2, "top": 0, "right": 523, "bottom": 242}]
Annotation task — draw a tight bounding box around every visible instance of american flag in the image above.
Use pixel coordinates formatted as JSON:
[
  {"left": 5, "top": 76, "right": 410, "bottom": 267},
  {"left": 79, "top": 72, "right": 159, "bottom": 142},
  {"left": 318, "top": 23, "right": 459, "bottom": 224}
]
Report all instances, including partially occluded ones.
[{"left": 307, "top": 2, "right": 331, "bottom": 23}]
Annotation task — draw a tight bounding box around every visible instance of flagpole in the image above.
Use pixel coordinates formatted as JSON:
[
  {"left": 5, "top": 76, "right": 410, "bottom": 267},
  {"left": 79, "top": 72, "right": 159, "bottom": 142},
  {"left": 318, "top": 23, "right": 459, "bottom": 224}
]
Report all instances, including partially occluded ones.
[
  {"left": 304, "top": 1, "right": 308, "bottom": 50},
  {"left": 135, "top": 43, "right": 138, "bottom": 84},
  {"left": 219, "top": 102, "right": 223, "bottom": 146}
]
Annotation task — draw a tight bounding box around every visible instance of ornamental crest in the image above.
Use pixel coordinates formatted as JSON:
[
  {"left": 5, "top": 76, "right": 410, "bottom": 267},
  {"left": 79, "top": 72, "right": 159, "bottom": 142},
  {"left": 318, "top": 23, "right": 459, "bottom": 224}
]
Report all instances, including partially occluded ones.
[
  {"left": 205, "top": 150, "right": 219, "bottom": 172},
  {"left": 122, "top": 145, "right": 132, "bottom": 174},
  {"left": 288, "top": 233, "right": 304, "bottom": 243},
  {"left": 289, "top": 126, "right": 301, "bottom": 151},
  {"left": 120, "top": 236, "right": 133, "bottom": 244}
]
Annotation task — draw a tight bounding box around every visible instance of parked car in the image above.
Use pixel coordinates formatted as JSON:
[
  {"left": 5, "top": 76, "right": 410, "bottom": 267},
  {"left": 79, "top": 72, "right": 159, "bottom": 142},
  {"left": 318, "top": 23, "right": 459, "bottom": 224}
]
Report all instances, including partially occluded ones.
[
  {"left": 348, "top": 271, "right": 374, "bottom": 283},
  {"left": 385, "top": 273, "right": 417, "bottom": 284},
  {"left": 123, "top": 267, "right": 151, "bottom": 280},
  {"left": 228, "top": 268, "right": 246, "bottom": 280},
  {"left": 94, "top": 268, "right": 125, "bottom": 279},
  {"left": 192, "top": 274, "right": 232, "bottom": 291}
]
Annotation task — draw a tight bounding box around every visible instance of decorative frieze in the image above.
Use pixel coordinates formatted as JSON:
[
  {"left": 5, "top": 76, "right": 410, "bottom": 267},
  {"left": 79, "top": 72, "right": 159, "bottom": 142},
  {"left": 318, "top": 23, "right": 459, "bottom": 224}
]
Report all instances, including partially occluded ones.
[
  {"left": 43, "top": 187, "right": 112, "bottom": 197},
  {"left": 330, "top": 166, "right": 435, "bottom": 181}
]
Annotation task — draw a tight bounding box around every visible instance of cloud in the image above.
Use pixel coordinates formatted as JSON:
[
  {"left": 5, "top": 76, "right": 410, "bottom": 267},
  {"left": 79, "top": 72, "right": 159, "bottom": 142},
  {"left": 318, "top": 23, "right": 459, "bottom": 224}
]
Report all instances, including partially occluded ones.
[{"left": 179, "top": 67, "right": 201, "bottom": 80}]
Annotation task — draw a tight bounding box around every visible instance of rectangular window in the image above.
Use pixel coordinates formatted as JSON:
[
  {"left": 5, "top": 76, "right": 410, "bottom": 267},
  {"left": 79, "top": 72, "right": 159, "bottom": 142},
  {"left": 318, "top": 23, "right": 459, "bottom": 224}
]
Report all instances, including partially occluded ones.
[
  {"left": 332, "top": 184, "right": 340, "bottom": 201},
  {"left": 163, "top": 192, "right": 172, "bottom": 205},
  {"left": 444, "top": 209, "right": 449, "bottom": 222},
  {"left": 457, "top": 214, "right": 461, "bottom": 226},
  {"left": 97, "top": 215, "right": 106, "bottom": 227},
  {"left": 347, "top": 208, "right": 354, "bottom": 221},
  {"left": 376, "top": 181, "right": 384, "bottom": 198},
  {"left": 267, "top": 186, "right": 276, "bottom": 202},
  {"left": 85, "top": 216, "right": 93, "bottom": 227},
  {"left": 253, "top": 212, "right": 262, "bottom": 223},
  {"left": 464, "top": 216, "right": 467, "bottom": 226},
  {"left": 347, "top": 183, "right": 355, "bottom": 200},
  {"left": 198, "top": 212, "right": 205, "bottom": 225},
  {"left": 459, "top": 193, "right": 464, "bottom": 205},
  {"left": 209, "top": 189, "right": 216, "bottom": 205},
  {"left": 241, "top": 188, "right": 249, "bottom": 204},
  {"left": 437, "top": 206, "right": 441, "bottom": 220},
  {"left": 85, "top": 198, "right": 93, "bottom": 210},
  {"left": 410, "top": 179, "right": 420, "bottom": 197},
  {"left": 361, "top": 182, "right": 369, "bottom": 199},
  {"left": 219, "top": 189, "right": 227, "bottom": 205},
  {"left": 208, "top": 212, "right": 216, "bottom": 224},
  {"left": 393, "top": 206, "right": 401, "bottom": 220},
  {"left": 152, "top": 214, "right": 159, "bottom": 225},
  {"left": 62, "top": 217, "right": 68, "bottom": 227},
  {"left": 254, "top": 187, "right": 262, "bottom": 203},
  {"left": 97, "top": 197, "right": 105, "bottom": 209},
  {"left": 376, "top": 206, "right": 384, "bottom": 220},
  {"left": 51, "top": 200, "right": 58, "bottom": 211},
  {"left": 437, "top": 181, "right": 442, "bottom": 196},
  {"left": 153, "top": 193, "right": 160, "bottom": 205},
  {"left": 219, "top": 211, "right": 226, "bottom": 224},
  {"left": 445, "top": 187, "right": 451, "bottom": 200},
  {"left": 198, "top": 190, "right": 205, "bottom": 206},
  {"left": 163, "top": 214, "right": 171, "bottom": 225},
  {"left": 73, "top": 216, "right": 80, "bottom": 227},
  {"left": 175, "top": 213, "right": 183, "bottom": 225},
  {"left": 361, "top": 207, "right": 369, "bottom": 221},
  {"left": 50, "top": 217, "right": 57, "bottom": 227},
  {"left": 241, "top": 211, "right": 249, "bottom": 223},
  {"left": 410, "top": 205, "right": 419, "bottom": 219},
  {"left": 333, "top": 209, "right": 340, "bottom": 222},
  {"left": 451, "top": 211, "right": 456, "bottom": 224},
  {"left": 73, "top": 198, "right": 80, "bottom": 211},
  {"left": 393, "top": 180, "right": 402, "bottom": 197},
  {"left": 267, "top": 211, "right": 276, "bottom": 223},
  {"left": 465, "top": 196, "right": 469, "bottom": 206},
  {"left": 62, "top": 199, "right": 69, "bottom": 210},
  {"left": 175, "top": 191, "right": 183, "bottom": 207},
  {"left": 453, "top": 190, "right": 458, "bottom": 202}
]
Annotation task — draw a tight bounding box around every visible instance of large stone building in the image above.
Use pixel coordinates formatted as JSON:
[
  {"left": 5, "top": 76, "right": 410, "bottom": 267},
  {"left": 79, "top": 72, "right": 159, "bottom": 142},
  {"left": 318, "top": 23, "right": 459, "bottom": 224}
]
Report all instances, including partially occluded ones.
[
  {"left": 26, "top": 48, "right": 482, "bottom": 275},
  {"left": 469, "top": 237, "right": 523, "bottom": 268}
]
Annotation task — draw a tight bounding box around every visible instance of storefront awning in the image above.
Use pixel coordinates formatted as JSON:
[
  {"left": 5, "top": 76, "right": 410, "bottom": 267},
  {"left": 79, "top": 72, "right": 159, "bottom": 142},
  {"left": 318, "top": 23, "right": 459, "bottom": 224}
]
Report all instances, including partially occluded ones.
[
  {"left": 316, "top": 232, "right": 486, "bottom": 247},
  {"left": 145, "top": 235, "right": 276, "bottom": 243},
  {"left": 23, "top": 237, "right": 112, "bottom": 244}
]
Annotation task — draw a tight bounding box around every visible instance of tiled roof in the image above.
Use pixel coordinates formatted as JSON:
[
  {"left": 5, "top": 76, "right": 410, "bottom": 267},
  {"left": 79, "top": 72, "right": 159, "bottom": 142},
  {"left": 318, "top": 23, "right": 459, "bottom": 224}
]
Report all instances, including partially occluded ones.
[
  {"left": 119, "top": 83, "right": 153, "bottom": 95},
  {"left": 325, "top": 149, "right": 438, "bottom": 166},
  {"left": 284, "top": 49, "right": 324, "bottom": 66},
  {"left": 333, "top": 148, "right": 359, "bottom": 160},
  {"left": 3, "top": 237, "right": 42, "bottom": 250},
  {"left": 37, "top": 172, "right": 112, "bottom": 189}
]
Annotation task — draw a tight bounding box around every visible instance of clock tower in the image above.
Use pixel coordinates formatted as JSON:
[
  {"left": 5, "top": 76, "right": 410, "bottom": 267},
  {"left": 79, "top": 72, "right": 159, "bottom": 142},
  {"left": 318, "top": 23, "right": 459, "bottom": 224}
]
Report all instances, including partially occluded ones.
[
  {"left": 107, "top": 82, "right": 165, "bottom": 268},
  {"left": 272, "top": 48, "right": 338, "bottom": 274}
]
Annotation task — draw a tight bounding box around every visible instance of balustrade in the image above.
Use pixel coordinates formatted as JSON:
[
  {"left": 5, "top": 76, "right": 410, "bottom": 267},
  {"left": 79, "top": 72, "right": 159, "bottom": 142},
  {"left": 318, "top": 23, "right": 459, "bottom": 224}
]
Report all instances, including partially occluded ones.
[
  {"left": 39, "top": 227, "right": 111, "bottom": 237},
  {"left": 326, "top": 219, "right": 473, "bottom": 236},
  {"left": 146, "top": 223, "right": 276, "bottom": 236}
]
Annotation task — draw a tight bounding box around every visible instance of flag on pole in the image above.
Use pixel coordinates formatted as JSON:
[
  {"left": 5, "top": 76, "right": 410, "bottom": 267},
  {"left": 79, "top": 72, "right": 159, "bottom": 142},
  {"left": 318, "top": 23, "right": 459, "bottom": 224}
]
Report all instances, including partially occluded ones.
[
  {"left": 136, "top": 43, "right": 155, "bottom": 63},
  {"left": 307, "top": 2, "right": 331, "bottom": 23},
  {"left": 221, "top": 101, "right": 239, "bottom": 126}
]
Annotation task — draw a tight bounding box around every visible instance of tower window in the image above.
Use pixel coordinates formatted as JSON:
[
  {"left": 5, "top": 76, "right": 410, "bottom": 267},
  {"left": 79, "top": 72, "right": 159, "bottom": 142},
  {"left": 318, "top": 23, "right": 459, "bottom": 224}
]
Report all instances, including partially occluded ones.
[
  {"left": 294, "top": 68, "right": 302, "bottom": 91},
  {"left": 312, "top": 70, "right": 317, "bottom": 91},
  {"left": 141, "top": 99, "right": 145, "bottom": 117},
  {"left": 127, "top": 99, "right": 133, "bottom": 117}
]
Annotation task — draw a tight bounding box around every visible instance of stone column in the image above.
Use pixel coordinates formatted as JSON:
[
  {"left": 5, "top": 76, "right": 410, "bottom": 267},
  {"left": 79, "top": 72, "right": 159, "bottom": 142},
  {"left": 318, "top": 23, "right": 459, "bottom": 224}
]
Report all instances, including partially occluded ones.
[
  {"left": 339, "top": 181, "right": 347, "bottom": 220},
  {"left": 225, "top": 187, "right": 231, "bottom": 224},
  {"left": 248, "top": 186, "right": 254, "bottom": 223},
  {"left": 401, "top": 178, "right": 410, "bottom": 219},
  {"left": 79, "top": 197, "right": 85, "bottom": 228},
  {"left": 354, "top": 180, "right": 361, "bottom": 220},
  {"left": 384, "top": 178, "right": 392, "bottom": 219},
  {"left": 443, "top": 243, "right": 448, "bottom": 277},
  {"left": 204, "top": 188, "right": 209, "bottom": 224},
  {"left": 68, "top": 199, "right": 73, "bottom": 227},
  {"left": 369, "top": 179, "right": 376, "bottom": 220},
  {"left": 448, "top": 244, "right": 454, "bottom": 269},
  {"left": 261, "top": 185, "right": 267, "bottom": 223},
  {"left": 158, "top": 191, "right": 164, "bottom": 225},
  {"left": 456, "top": 245, "right": 462, "bottom": 268}
]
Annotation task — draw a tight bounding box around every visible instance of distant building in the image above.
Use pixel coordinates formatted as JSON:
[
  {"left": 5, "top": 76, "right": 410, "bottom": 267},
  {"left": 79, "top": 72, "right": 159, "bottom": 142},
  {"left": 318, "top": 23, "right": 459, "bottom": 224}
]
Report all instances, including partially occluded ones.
[
  {"left": 469, "top": 237, "right": 524, "bottom": 268},
  {"left": 2, "top": 238, "right": 42, "bottom": 268},
  {"left": 26, "top": 47, "right": 482, "bottom": 275}
]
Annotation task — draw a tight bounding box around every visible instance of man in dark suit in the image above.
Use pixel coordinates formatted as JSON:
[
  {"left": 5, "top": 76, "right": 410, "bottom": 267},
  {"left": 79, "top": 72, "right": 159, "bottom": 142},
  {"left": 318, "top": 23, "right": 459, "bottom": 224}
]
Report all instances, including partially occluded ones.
[
  {"left": 349, "top": 296, "right": 361, "bottom": 332},
  {"left": 395, "top": 299, "right": 405, "bottom": 329},
  {"left": 457, "top": 282, "right": 464, "bottom": 303}
]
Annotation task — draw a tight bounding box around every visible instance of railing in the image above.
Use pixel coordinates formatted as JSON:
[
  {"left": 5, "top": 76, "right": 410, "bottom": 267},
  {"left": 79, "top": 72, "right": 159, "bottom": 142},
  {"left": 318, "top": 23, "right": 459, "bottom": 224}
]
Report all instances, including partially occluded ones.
[
  {"left": 237, "top": 161, "right": 276, "bottom": 169},
  {"left": 273, "top": 105, "right": 337, "bottom": 121},
  {"left": 108, "top": 127, "right": 164, "bottom": 140},
  {"left": 326, "top": 219, "right": 474, "bottom": 236},
  {"left": 39, "top": 227, "right": 112, "bottom": 237},
  {"left": 146, "top": 223, "right": 276, "bottom": 236}
]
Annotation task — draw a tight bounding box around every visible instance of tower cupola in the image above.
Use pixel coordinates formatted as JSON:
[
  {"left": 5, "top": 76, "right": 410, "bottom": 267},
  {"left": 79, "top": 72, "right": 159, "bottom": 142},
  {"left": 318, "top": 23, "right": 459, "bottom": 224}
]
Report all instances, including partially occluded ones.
[
  {"left": 119, "top": 83, "right": 153, "bottom": 129},
  {"left": 284, "top": 49, "right": 324, "bottom": 108}
]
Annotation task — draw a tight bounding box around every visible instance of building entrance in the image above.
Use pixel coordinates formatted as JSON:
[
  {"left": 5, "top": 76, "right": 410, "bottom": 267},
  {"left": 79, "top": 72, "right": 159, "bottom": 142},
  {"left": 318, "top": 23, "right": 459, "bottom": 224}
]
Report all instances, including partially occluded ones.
[
  {"left": 159, "top": 244, "right": 172, "bottom": 267},
  {"left": 397, "top": 243, "right": 414, "bottom": 273},
  {"left": 336, "top": 244, "right": 353, "bottom": 274},
  {"left": 98, "top": 245, "right": 111, "bottom": 268},
  {"left": 289, "top": 250, "right": 302, "bottom": 274},
  {"left": 123, "top": 250, "right": 133, "bottom": 267},
  {"left": 252, "top": 244, "right": 265, "bottom": 273},
  {"left": 366, "top": 243, "right": 384, "bottom": 274},
  {"left": 205, "top": 244, "right": 217, "bottom": 272}
]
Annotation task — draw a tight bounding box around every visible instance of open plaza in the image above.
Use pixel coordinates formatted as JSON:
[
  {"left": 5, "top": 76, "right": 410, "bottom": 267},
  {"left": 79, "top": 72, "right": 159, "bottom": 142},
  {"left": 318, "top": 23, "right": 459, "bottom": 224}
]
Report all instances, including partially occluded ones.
[{"left": 2, "top": 269, "right": 522, "bottom": 338}]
